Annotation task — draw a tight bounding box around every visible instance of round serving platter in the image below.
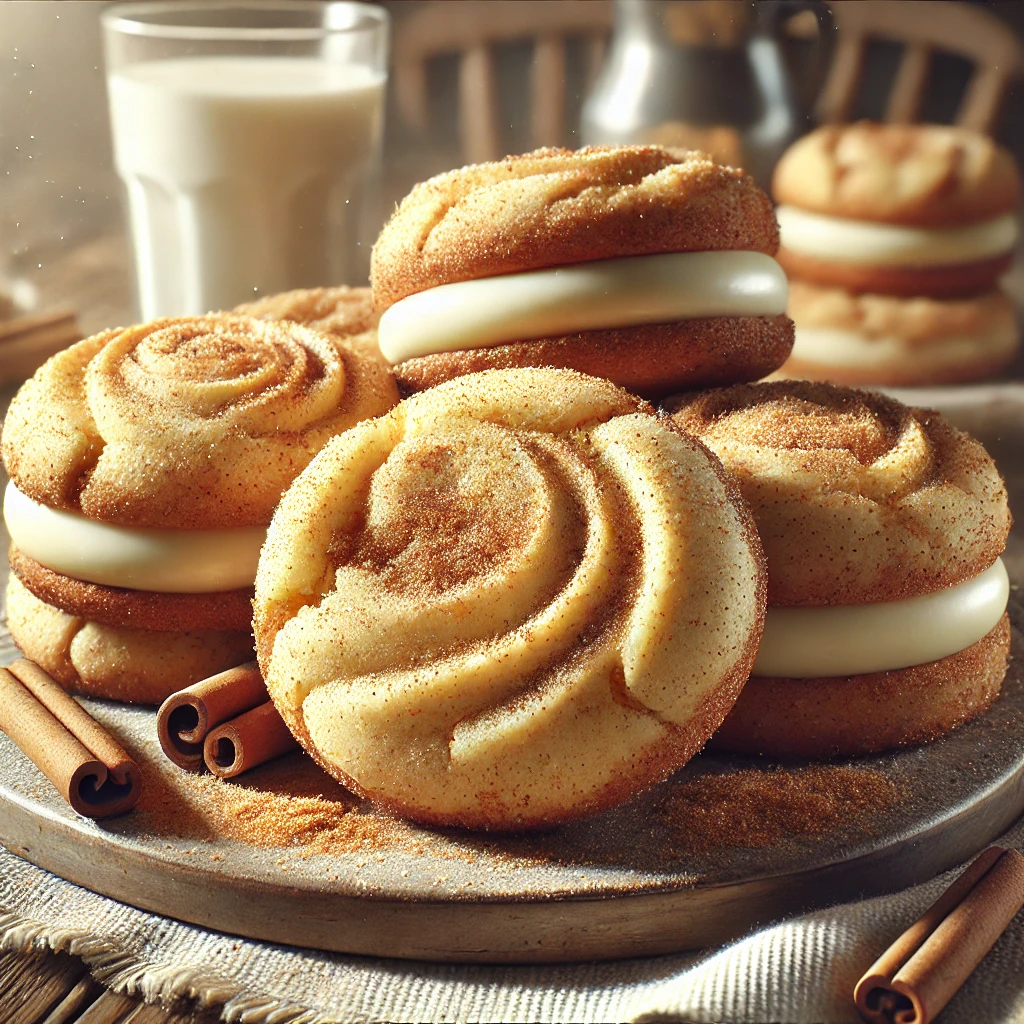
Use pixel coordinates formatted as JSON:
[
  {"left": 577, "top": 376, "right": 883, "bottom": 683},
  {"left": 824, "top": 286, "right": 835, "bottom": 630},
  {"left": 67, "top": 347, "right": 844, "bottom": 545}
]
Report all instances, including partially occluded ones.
[
  {"left": 0, "top": 600, "right": 1023, "bottom": 965},
  {"left": 1, "top": 386, "right": 1023, "bottom": 965}
]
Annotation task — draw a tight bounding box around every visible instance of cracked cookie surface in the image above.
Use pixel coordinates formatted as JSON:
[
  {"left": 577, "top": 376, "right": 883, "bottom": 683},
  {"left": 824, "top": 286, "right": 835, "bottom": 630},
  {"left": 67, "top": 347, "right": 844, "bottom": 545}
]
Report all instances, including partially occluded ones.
[{"left": 372, "top": 145, "right": 779, "bottom": 307}]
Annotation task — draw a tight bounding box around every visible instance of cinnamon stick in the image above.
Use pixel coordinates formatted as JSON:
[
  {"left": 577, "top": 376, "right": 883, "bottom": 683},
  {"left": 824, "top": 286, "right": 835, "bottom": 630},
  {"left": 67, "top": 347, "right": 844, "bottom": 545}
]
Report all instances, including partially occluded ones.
[
  {"left": 0, "top": 308, "right": 81, "bottom": 382},
  {"left": 203, "top": 700, "right": 298, "bottom": 778},
  {"left": 855, "top": 846, "right": 1024, "bottom": 1024},
  {"left": 157, "top": 661, "right": 284, "bottom": 772},
  {"left": 0, "top": 659, "right": 140, "bottom": 817}
]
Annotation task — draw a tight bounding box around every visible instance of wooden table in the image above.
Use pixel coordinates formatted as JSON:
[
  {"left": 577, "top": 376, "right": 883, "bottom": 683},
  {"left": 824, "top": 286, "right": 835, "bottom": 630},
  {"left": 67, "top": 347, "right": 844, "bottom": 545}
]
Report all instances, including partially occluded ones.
[{"left": 0, "top": 949, "right": 219, "bottom": 1024}]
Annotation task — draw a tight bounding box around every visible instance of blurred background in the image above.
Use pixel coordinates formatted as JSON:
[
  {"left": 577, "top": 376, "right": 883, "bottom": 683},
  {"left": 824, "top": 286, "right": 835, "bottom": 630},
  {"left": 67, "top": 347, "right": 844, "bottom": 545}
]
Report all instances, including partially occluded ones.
[{"left": 2, "top": 0, "right": 1023, "bottom": 339}]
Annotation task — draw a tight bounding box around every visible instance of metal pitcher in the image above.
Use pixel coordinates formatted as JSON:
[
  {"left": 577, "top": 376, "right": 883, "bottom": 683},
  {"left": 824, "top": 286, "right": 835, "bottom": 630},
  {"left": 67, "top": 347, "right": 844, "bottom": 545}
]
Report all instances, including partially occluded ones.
[{"left": 580, "top": 0, "right": 835, "bottom": 186}]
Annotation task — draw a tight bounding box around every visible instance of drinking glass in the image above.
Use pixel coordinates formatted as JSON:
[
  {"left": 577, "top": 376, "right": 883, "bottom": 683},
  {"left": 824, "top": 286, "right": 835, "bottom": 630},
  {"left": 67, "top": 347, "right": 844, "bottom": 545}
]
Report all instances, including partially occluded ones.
[{"left": 103, "top": 1, "right": 388, "bottom": 319}]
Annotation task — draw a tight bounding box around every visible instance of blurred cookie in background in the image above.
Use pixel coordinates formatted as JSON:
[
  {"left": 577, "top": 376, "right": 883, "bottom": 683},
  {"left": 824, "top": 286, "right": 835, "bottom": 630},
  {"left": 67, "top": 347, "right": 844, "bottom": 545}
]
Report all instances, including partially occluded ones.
[
  {"left": 774, "top": 122, "right": 1019, "bottom": 298},
  {"left": 772, "top": 122, "right": 1021, "bottom": 385},
  {"left": 780, "top": 280, "right": 1018, "bottom": 387}
]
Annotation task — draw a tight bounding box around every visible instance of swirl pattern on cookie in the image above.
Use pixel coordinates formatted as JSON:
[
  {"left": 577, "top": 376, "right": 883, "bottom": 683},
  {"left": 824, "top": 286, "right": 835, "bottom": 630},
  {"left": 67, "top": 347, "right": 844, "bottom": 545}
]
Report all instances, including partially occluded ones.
[
  {"left": 255, "top": 368, "right": 766, "bottom": 830},
  {"left": 1, "top": 315, "right": 399, "bottom": 528},
  {"left": 668, "top": 381, "right": 1010, "bottom": 607}
]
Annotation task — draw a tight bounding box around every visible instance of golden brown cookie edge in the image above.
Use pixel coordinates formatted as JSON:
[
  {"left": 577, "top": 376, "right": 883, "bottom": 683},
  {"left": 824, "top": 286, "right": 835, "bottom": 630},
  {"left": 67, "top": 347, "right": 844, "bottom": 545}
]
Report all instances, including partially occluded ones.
[
  {"left": 393, "top": 315, "right": 794, "bottom": 399},
  {"left": 709, "top": 614, "right": 1010, "bottom": 757}
]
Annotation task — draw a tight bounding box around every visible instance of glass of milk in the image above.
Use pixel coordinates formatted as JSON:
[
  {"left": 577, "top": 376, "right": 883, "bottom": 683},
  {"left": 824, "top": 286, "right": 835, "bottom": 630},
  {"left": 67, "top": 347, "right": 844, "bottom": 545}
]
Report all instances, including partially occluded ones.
[{"left": 102, "top": 1, "right": 388, "bottom": 319}]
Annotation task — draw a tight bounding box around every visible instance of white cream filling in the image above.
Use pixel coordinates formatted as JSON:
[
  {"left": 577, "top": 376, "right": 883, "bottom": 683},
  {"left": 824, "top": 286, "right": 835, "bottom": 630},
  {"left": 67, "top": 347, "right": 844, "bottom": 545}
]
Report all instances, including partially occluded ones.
[
  {"left": 377, "top": 251, "right": 788, "bottom": 365},
  {"left": 3, "top": 482, "right": 265, "bottom": 593},
  {"left": 777, "top": 205, "right": 1018, "bottom": 266},
  {"left": 790, "top": 325, "right": 1019, "bottom": 370},
  {"left": 753, "top": 558, "right": 1008, "bottom": 678}
]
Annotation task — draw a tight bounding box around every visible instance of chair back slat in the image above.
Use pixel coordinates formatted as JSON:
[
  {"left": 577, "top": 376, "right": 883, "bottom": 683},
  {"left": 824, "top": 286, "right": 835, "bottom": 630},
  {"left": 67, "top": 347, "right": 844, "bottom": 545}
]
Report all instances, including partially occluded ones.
[
  {"left": 885, "top": 43, "right": 931, "bottom": 124},
  {"left": 394, "top": 0, "right": 613, "bottom": 161},
  {"left": 817, "top": 33, "right": 865, "bottom": 124},
  {"left": 532, "top": 37, "right": 568, "bottom": 149},
  {"left": 398, "top": 0, "right": 1022, "bottom": 164},
  {"left": 958, "top": 66, "right": 1010, "bottom": 135},
  {"left": 819, "top": 1, "right": 1024, "bottom": 132},
  {"left": 460, "top": 45, "right": 501, "bottom": 164}
]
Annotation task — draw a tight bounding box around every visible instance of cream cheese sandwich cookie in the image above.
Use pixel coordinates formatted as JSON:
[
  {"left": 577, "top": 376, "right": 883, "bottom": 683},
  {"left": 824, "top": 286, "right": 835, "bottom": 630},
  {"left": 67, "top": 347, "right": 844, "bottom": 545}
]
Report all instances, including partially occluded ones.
[
  {"left": 254, "top": 367, "right": 767, "bottom": 830},
  {"left": 371, "top": 146, "right": 793, "bottom": 398},
  {"left": 777, "top": 280, "right": 1019, "bottom": 387},
  {"left": 669, "top": 380, "right": 1011, "bottom": 758},
  {"left": 773, "top": 123, "right": 1021, "bottom": 299},
  {"left": 2, "top": 315, "right": 399, "bottom": 703}
]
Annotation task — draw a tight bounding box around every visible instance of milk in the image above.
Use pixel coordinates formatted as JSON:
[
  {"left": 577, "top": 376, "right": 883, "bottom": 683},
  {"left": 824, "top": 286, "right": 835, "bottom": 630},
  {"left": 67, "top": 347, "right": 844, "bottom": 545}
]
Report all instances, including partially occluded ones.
[{"left": 108, "top": 57, "right": 385, "bottom": 318}]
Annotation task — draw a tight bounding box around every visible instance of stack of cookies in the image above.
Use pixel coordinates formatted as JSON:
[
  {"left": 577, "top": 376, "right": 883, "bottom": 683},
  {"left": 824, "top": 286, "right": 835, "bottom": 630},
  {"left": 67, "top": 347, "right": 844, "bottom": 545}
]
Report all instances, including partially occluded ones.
[
  {"left": 773, "top": 122, "right": 1021, "bottom": 386},
  {"left": 2, "top": 311, "right": 398, "bottom": 703},
  {"left": 1, "top": 145, "right": 1015, "bottom": 834}
]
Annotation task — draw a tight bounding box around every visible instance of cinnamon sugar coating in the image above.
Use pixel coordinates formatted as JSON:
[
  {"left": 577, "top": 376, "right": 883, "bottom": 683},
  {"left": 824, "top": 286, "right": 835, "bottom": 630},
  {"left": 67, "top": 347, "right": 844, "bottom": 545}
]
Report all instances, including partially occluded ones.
[
  {"left": 1, "top": 315, "right": 399, "bottom": 529},
  {"left": 5, "top": 575, "right": 253, "bottom": 705},
  {"left": 255, "top": 367, "right": 767, "bottom": 830},
  {"left": 233, "top": 286, "right": 379, "bottom": 338},
  {"left": 371, "top": 146, "right": 779, "bottom": 308},
  {"left": 711, "top": 614, "right": 1010, "bottom": 757},
  {"left": 668, "top": 381, "right": 1010, "bottom": 606},
  {"left": 394, "top": 314, "right": 794, "bottom": 399},
  {"left": 231, "top": 286, "right": 389, "bottom": 367},
  {"left": 9, "top": 548, "right": 253, "bottom": 633},
  {"left": 773, "top": 122, "right": 1021, "bottom": 226}
]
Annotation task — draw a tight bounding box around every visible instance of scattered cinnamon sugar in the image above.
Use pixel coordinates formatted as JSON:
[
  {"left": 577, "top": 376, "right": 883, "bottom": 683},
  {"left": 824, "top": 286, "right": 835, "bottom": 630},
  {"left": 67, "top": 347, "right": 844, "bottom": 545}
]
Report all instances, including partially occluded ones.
[
  {"left": 135, "top": 749, "right": 433, "bottom": 857},
  {"left": 651, "top": 765, "right": 901, "bottom": 857},
  {"left": 132, "top": 731, "right": 900, "bottom": 876}
]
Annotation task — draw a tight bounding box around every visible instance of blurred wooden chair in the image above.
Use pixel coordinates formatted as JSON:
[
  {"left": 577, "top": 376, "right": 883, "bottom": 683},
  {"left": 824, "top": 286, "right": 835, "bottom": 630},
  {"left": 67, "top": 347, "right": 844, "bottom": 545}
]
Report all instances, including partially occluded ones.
[
  {"left": 814, "top": 0, "right": 1024, "bottom": 132},
  {"left": 393, "top": 0, "right": 613, "bottom": 163}
]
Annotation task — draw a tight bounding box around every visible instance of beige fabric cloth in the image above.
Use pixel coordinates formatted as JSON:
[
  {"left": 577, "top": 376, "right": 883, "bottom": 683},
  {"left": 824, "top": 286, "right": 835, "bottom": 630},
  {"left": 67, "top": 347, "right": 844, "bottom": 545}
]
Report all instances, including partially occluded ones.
[{"left": 1, "top": 825, "right": 1023, "bottom": 1024}]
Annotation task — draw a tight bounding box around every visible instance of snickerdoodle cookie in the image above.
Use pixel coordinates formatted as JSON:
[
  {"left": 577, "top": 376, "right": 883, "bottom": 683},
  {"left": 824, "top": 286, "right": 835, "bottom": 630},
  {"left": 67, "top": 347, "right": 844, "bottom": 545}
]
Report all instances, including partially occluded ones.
[
  {"left": 2, "top": 315, "right": 399, "bottom": 702},
  {"left": 372, "top": 146, "right": 793, "bottom": 397},
  {"left": 777, "top": 280, "right": 1018, "bottom": 386},
  {"left": 774, "top": 123, "right": 1020, "bottom": 298},
  {"left": 255, "top": 367, "right": 767, "bottom": 829},
  {"left": 233, "top": 285, "right": 378, "bottom": 338},
  {"left": 669, "top": 380, "right": 1011, "bottom": 757}
]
